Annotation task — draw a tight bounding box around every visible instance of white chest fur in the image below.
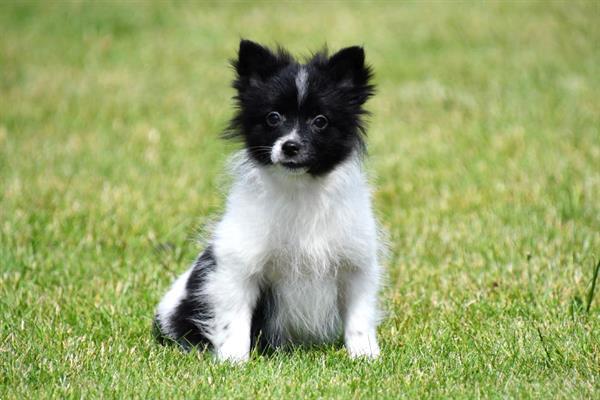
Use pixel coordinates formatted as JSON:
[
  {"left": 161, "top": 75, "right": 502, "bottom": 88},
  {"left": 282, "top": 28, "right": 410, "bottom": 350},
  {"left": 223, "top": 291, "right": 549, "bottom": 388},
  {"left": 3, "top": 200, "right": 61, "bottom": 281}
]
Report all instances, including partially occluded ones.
[
  {"left": 157, "top": 152, "right": 382, "bottom": 360},
  {"left": 208, "top": 152, "right": 379, "bottom": 344},
  {"left": 213, "top": 152, "right": 378, "bottom": 280}
]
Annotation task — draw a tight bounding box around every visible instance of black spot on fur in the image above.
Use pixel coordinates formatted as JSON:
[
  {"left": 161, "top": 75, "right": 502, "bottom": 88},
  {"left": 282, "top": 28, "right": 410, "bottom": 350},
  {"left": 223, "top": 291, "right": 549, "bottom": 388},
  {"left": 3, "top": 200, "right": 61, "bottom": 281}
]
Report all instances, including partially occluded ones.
[
  {"left": 250, "top": 286, "right": 281, "bottom": 352},
  {"left": 153, "top": 246, "right": 217, "bottom": 350},
  {"left": 154, "top": 249, "right": 282, "bottom": 354}
]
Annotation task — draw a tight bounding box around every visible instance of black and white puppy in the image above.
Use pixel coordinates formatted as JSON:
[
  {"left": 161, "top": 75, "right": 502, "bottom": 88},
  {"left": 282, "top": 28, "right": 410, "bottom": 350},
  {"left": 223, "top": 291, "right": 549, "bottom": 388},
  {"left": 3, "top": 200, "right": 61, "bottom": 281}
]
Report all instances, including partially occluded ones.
[{"left": 155, "top": 40, "right": 382, "bottom": 362}]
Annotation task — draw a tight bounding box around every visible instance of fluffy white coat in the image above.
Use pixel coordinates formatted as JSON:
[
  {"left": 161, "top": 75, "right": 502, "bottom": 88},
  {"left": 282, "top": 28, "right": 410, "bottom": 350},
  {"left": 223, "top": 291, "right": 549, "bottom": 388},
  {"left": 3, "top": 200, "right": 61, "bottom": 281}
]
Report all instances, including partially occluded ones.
[{"left": 157, "top": 150, "right": 382, "bottom": 362}]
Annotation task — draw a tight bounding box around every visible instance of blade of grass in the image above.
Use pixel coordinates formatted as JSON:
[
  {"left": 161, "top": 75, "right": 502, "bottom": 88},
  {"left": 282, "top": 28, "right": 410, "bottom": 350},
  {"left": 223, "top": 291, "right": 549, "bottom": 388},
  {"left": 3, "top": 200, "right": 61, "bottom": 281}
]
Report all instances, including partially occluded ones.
[
  {"left": 536, "top": 326, "right": 553, "bottom": 367},
  {"left": 585, "top": 258, "right": 600, "bottom": 313}
]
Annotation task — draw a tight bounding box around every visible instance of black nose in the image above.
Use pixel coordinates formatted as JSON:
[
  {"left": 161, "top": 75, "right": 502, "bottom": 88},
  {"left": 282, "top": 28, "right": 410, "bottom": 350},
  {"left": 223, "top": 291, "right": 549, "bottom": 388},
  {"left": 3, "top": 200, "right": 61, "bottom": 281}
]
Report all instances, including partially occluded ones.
[{"left": 282, "top": 140, "right": 300, "bottom": 157}]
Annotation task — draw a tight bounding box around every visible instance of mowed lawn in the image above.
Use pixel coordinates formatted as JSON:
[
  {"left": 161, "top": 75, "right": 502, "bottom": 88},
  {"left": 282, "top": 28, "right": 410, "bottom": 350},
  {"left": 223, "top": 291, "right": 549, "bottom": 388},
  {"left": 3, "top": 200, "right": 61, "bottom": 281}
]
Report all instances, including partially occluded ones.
[{"left": 1, "top": 1, "right": 599, "bottom": 398}]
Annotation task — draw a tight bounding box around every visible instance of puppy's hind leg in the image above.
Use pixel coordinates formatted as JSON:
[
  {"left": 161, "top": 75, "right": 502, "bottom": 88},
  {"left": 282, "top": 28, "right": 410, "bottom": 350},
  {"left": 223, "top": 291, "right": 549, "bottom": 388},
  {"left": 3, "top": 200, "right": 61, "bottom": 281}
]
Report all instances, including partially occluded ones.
[{"left": 154, "top": 247, "right": 217, "bottom": 349}]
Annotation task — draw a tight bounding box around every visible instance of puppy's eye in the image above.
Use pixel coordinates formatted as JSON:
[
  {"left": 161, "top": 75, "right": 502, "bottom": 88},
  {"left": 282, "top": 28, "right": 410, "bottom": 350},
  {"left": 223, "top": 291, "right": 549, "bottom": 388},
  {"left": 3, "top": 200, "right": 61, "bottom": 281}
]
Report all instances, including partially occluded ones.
[
  {"left": 266, "top": 111, "right": 283, "bottom": 127},
  {"left": 312, "top": 115, "right": 328, "bottom": 130}
]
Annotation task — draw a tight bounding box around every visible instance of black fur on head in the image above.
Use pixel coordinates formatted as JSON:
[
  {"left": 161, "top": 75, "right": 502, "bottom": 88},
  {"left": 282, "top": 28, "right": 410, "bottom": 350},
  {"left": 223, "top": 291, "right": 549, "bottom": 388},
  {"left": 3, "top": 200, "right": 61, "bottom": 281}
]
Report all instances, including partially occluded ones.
[{"left": 225, "top": 39, "right": 375, "bottom": 177}]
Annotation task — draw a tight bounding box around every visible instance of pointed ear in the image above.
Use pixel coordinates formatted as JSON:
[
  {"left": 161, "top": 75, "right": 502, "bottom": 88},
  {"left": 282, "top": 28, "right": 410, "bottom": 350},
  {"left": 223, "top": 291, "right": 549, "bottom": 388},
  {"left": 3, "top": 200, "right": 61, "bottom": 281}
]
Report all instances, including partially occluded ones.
[
  {"left": 326, "top": 46, "right": 371, "bottom": 86},
  {"left": 235, "top": 39, "right": 284, "bottom": 80}
]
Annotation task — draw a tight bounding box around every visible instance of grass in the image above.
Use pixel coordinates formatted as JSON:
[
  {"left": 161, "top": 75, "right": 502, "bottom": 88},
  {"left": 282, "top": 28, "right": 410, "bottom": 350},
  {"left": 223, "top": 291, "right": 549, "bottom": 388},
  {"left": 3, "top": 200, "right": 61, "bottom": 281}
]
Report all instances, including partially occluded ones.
[{"left": 1, "top": 1, "right": 599, "bottom": 398}]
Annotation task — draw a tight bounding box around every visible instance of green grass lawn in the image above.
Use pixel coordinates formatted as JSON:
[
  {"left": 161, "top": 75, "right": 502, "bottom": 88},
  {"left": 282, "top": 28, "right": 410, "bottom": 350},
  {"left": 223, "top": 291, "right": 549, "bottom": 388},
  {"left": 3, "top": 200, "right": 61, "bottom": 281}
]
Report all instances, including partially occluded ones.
[{"left": 1, "top": 1, "right": 599, "bottom": 398}]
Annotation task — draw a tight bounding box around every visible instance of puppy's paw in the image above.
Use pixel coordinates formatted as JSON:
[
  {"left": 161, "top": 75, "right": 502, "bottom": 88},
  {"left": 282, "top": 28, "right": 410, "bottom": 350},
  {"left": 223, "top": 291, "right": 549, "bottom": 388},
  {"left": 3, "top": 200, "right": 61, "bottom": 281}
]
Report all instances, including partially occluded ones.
[
  {"left": 215, "top": 349, "right": 250, "bottom": 363},
  {"left": 214, "top": 340, "right": 250, "bottom": 363},
  {"left": 345, "top": 331, "right": 380, "bottom": 359}
]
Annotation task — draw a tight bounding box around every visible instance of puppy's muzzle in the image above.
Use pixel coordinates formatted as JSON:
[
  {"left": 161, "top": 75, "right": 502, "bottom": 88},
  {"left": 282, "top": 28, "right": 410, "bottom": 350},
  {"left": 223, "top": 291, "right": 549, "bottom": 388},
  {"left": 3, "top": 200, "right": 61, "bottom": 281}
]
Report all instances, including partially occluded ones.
[{"left": 282, "top": 140, "right": 301, "bottom": 157}]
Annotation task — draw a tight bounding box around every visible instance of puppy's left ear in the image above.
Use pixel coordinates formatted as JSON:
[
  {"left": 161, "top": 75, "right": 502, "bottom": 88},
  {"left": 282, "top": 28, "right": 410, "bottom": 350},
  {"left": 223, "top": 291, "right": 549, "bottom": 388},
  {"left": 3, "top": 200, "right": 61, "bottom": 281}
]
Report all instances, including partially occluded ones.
[
  {"left": 326, "top": 46, "right": 372, "bottom": 86},
  {"left": 234, "top": 39, "right": 289, "bottom": 81}
]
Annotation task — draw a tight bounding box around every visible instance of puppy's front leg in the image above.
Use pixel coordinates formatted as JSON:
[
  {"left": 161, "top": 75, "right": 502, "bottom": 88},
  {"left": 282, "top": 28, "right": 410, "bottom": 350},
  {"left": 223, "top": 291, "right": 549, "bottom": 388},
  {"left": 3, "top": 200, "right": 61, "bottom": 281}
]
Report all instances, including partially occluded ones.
[
  {"left": 205, "top": 266, "right": 259, "bottom": 363},
  {"left": 339, "top": 264, "right": 381, "bottom": 359}
]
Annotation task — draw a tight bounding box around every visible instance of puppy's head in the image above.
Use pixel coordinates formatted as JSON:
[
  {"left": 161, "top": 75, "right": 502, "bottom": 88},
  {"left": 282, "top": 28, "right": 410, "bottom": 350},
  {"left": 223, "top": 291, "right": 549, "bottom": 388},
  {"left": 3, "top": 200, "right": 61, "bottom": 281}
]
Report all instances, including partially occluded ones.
[{"left": 226, "top": 40, "right": 375, "bottom": 176}]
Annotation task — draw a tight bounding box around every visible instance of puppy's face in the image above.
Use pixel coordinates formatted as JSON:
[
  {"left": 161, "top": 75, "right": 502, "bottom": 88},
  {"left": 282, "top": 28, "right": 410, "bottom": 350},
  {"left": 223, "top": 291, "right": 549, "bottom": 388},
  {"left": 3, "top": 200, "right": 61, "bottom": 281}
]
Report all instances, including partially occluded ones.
[{"left": 228, "top": 40, "right": 375, "bottom": 176}]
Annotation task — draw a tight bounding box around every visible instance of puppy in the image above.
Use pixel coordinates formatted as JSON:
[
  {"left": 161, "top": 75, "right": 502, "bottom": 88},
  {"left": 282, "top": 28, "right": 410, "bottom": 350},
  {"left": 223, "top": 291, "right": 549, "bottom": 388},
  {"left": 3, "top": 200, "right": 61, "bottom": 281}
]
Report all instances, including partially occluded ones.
[{"left": 154, "top": 40, "right": 382, "bottom": 362}]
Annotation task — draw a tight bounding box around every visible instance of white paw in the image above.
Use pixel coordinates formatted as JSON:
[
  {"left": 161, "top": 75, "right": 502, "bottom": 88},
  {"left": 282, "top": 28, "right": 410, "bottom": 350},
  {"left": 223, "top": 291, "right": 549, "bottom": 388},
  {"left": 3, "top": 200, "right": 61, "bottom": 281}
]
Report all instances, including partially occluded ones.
[
  {"left": 215, "top": 349, "right": 249, "bottom": 363},
  {"left": 345, "top": 331, "right": 380, "bottom": 359},
  {"left": 214, "top": 339, "right": 250, "bottom": 363}
]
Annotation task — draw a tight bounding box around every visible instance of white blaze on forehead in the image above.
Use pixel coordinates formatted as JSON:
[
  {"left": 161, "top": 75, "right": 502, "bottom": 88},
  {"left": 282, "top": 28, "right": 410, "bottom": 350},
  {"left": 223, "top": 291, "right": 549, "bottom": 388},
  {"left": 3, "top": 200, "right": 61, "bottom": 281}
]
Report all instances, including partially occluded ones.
[{"left": 295, "top": 67, "right": 308, "bottom": 104}]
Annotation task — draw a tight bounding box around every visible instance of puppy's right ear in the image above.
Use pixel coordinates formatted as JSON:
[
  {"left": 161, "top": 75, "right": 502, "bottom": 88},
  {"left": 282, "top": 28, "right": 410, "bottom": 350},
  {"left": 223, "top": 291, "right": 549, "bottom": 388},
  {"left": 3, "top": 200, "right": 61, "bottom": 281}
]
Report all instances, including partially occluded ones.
[
  {"left": 326, "top": 46, "right": 372, "bottom": 87},
  {"left": 234, "top": 39, "right": 288, "bottom": 81}
]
